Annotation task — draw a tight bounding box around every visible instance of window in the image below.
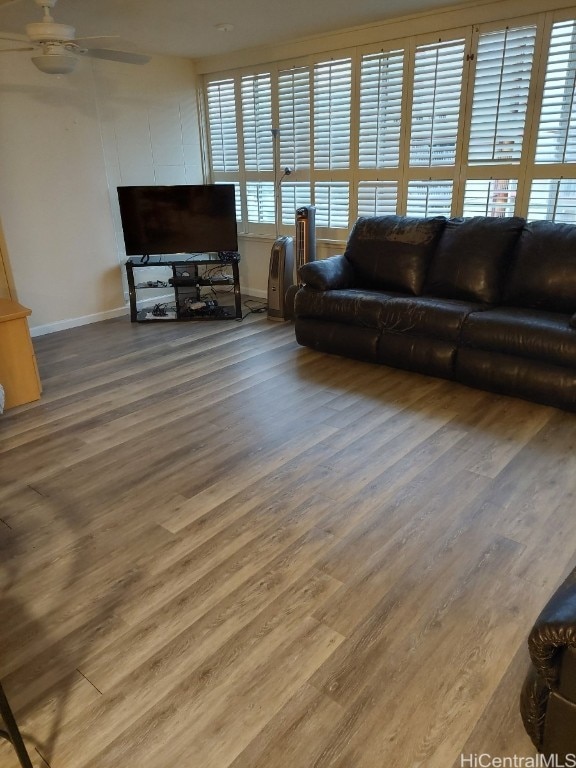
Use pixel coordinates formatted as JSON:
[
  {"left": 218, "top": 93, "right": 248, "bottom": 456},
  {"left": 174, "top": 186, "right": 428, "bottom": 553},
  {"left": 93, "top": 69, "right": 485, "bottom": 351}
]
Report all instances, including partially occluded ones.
[
  {"left": 313, "top": 58, "right": 352, "bottom": 170},
  {"left": 206, "top": 79, "right": 238, "bottom": 173},
  {"left": 314, "top": 182, "right": 350, "bottom": 228},
  {"left": 358, "top": 182, "right": 398, "bottom": 216},
  {"left": 535, "top": 20, "right": 576, "bottom": 164},
  {"left": 468, "top": 26, "right": 536, "bottom": 164},
  {"left": 463, "top": 179, "right": 518, "bottom": 216},
  {"left": 241, "top": 74, "right": 273, "bottom": 171},
  {"left": 203, "top": 9, "right": 576, "bottom": 234},
  {"left": 528, "top": 179, "right": 576, "bottom": 223},
  {"left": 359, "top": 50, "right": 404, "bottom": 169},
  {"left": 406, "top": 181, "right": 453, "bottom": 217},
  {"left": 279, "top": 67, "right": 311, "bottom": 171},
  {"left": 281, "top": 183, "right": 312, "bottom": 225},
  {"left": 410, "top": 40, "right": 465, "bottom": 167}
]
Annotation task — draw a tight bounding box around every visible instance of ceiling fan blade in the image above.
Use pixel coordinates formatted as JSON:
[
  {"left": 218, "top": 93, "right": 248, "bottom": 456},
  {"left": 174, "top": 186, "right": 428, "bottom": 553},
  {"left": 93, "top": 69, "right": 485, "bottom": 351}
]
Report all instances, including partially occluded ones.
[
  {"left": 83, "top": 48, "right": 150, "bottom": 65},
  {"left": 0, "top": 46, "right": 34, "bottom": 52},
  {"left": 73, "top": 35, "right": 123, "bottom": 48},
  {"left": 0, "top": 33, "right": 29, "bottom": 42}
]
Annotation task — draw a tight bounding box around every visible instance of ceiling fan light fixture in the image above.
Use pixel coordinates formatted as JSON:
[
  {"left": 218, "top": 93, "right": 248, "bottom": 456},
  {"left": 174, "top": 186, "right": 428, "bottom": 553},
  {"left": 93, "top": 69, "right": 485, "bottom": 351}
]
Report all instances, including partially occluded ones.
[
  {"left": 215, "top": 23, "right": 234, "bottom": 33},
  {"left": 32, "top": 51, "right": 77, "bottom": 74}
]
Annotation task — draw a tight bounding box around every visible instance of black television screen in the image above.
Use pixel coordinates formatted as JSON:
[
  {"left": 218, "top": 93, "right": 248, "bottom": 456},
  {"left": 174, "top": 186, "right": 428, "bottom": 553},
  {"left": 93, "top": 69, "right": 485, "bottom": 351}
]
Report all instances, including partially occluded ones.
[{"left": 117, "top": 184, "right": 238, "bottom": 256}]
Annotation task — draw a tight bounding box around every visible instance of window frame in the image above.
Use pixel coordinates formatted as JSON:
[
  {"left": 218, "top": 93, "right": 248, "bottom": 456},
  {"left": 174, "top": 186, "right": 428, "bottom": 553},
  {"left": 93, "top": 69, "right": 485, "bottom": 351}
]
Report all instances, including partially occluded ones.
[{"left": 202, "top": 7, "right": 576, "bottom": 239}]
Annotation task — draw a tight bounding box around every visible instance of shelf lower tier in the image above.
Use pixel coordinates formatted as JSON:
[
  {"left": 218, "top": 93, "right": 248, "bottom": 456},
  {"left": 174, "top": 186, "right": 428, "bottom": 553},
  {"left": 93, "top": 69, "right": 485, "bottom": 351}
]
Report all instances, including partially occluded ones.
[{"left": 135, "top": 306, "right": 240, "bottom": 322}]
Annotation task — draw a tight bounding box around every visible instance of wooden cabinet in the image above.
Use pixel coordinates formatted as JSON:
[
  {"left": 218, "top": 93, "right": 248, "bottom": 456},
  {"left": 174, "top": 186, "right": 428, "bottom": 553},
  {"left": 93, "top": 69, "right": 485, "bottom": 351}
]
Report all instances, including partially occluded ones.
[{"left": 0, "top": 299, "right": 41, "bottom": 410}]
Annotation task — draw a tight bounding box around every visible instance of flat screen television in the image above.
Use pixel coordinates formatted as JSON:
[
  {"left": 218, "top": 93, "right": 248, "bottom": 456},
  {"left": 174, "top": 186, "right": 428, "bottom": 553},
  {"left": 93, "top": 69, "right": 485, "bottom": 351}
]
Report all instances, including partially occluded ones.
[{"left": 117, "top": 184, "right": 238, "bottom": 256}]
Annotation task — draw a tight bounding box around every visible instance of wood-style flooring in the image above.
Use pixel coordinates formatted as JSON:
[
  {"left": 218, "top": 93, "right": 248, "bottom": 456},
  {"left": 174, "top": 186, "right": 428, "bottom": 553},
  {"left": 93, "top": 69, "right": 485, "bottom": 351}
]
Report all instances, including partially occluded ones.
[{"left": 1, "top": 312, "right": 575, "bottom": 767}]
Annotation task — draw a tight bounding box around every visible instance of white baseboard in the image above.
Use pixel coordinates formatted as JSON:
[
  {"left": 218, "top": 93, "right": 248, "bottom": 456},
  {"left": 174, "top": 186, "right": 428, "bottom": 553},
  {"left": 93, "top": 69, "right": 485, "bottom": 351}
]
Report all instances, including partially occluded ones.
[
  {"left": 29, "top": 289, "right": 269, "bottom": 337},
  {"left": 30, "top": 306, "right": 129, "bottom": 337},
  {"left": 243, "top": 287, "right": 267, "bottom": 300}
]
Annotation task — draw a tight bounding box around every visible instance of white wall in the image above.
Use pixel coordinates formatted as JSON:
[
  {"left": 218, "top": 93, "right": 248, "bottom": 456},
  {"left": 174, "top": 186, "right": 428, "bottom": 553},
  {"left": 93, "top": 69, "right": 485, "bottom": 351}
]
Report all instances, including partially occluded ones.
[
  {"left": 0, "top": 51, "right": 202, "bottom": 334},
  {"left": 239, "top": 235, "right": 343, "bottom": 299}
]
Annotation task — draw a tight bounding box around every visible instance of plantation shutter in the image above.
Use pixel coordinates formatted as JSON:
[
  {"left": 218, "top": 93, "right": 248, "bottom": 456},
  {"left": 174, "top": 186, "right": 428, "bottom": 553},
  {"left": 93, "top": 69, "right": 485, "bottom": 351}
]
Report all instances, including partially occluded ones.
[
  {"left": 358, "top": 182, "right": 398, "bottom": 216},
  {"left": 468, "top": 26, "right": 536, "bottom": 164},
  {"left": 313, "top": 58, "right": 352, "bottom": 170},
  {"left": 314, "top": 182, "right": 349, "bottom": 227},
  {"left": 463, "top": 179, "right": 518, "bottom": 216},
  {"left": 241, "top": 74, "right": 273, "bottom": 171},
  {"left": 535, "top": 20, "right": 576, "bottom": 164},
  {"left": 410, "top": 40, "right": 465, "bottom": 166},
  {"left": 528, "top": 179, "right": 576, "bottom": 222},
  {"left": 406, "top": 181, "right": 453, "bottom": 216},
  {"left": 281, "top": 183, "right": 312, "bottom": 225},
  {"left": 246, "top": 182, "right": 275, "bottom": 223},
  {"left": 359, "top": 50, "right": 404, "bottom": 168},
  {"left": 278, "top": 67, "right": 311, "bottom": 170},
  {"left": 206, "top": 79, "right": 239, "bottom": 173}
]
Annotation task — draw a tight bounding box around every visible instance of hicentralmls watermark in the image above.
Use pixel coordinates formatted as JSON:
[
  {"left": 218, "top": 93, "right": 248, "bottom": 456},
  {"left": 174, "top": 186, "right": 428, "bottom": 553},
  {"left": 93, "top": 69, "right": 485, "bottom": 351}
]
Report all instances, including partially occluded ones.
[{"left": 460, "top": 755, "right": 576, "bottom": 768}]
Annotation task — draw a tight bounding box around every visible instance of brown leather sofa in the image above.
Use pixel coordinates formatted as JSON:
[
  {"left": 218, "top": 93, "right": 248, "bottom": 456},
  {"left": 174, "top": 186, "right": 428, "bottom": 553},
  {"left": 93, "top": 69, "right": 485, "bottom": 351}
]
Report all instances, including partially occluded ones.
[
  {"left": 520, "top": 568, "right": 576, "bottom": 758},
  {"left": 294, "top": 215, "right": 576, "bottom": 411}
]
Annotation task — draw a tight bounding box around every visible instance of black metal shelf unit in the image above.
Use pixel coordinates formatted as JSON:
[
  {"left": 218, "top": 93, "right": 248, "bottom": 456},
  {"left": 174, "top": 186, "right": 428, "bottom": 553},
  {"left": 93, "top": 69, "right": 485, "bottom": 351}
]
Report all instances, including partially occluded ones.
[{"left": 125, "top": 255, "right": 242, "bottom": 322}]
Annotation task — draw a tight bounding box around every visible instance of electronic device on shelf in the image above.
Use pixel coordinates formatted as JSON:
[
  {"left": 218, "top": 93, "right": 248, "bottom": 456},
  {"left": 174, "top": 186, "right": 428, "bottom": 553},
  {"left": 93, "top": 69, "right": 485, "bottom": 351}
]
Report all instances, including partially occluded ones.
[
  {"left": 117, "top": 185, "right": 238, "bottom": 257},
  {"left": 218, "top": 250, "right": 241, "bottom": 263}
]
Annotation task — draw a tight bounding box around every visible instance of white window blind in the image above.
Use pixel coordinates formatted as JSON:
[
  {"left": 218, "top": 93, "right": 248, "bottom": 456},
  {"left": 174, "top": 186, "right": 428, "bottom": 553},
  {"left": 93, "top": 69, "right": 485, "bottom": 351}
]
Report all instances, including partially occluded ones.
[
  {"left": 279, "top": 67, "right": 311, "bottom": 170},
  {"left": 463, "top": 179, "right": 518, "bottom": 216},
  {"left": 206, "top": 79, "right": 239, "bottom": 173},
  {"left": 528, "top": 179, "right": 576, "bottom": 223},
  {"left": 315, "top": 182, "right": 350, "bottom": 227},
  {"left": 406, "top": 180, "right": 453, "bottom": 216},
  {"left": 246, "top": 182, "right": 275, "bottom": 223},
  {"left": 281, "top": 183, "right": 312, "bottom": 225},
  {"left": 468, "top": 26, "right": 536, "bottom": 164},
  {"left": 358, "top": 182, "right": 398, "bottom": 216},
  {"left": 359, "top": 50, "right": 404, "bottom": 168},
  {"left": 410, "top": 40, "right": 465, "bottom": 166},
  {"left": 314, "top": 59, "right": 352, "bottom": 169},
  {"left": 203, "top": 12, "right": 576, "bottom": 231},
  {"left": 241, "top": 74, "right": 273, "bottom": 171},
  {"left": 535, "top": 20, "right": 576, "bottom": 164}
]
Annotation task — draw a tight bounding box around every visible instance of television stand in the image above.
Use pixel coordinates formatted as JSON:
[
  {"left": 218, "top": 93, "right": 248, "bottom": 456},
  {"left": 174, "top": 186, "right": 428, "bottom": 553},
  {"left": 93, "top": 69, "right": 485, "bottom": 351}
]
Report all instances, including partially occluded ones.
[{"left": 125, "top": 254, "right": 242, "bottom": 322}]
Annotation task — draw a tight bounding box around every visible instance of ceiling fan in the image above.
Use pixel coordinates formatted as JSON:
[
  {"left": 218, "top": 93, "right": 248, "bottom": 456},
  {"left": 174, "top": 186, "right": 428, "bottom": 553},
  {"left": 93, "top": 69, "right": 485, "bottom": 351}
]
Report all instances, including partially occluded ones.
[{"left": 0, "top": 0, "right": 150, "bottom": 74}]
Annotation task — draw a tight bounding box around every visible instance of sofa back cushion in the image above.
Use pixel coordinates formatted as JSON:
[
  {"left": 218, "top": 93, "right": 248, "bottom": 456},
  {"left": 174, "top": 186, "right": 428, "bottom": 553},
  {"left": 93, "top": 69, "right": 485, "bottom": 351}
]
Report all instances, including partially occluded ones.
[
  {"left": 424, "top": 216, "right": 525, "bottom": 304},
  {"left": 344, "top": 215, "right": 446, "bottom": 295},
  {"left": 506, "top": 220, "right": 576, "bottom": 313}
]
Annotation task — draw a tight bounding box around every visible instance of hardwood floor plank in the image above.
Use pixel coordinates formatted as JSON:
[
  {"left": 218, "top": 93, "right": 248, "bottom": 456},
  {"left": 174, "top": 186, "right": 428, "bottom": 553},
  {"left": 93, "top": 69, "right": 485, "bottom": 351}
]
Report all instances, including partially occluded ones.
[
  {"left": 228, "top": 683, "right": 344, "bottom": 768},
  {"left": 0, "top": 315, "right": 571, "bottom": 767}
]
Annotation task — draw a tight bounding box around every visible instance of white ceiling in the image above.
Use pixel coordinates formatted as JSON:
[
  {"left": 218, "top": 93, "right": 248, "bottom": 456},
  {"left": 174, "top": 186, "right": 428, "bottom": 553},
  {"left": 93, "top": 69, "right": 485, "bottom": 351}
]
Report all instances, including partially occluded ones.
[{"left": 0, "top": 0, "right": 478, "bottom": 61}]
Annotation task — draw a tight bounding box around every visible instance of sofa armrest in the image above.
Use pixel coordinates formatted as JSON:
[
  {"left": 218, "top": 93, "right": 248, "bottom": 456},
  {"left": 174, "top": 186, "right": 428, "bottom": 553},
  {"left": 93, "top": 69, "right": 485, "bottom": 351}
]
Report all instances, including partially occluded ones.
[
  {"left": 298, "top": 255, "right": 354, "bottom": 291},
  {"left": 528, "top": 573, "right": 576, "bottom": 687},
  {"left": 520, "top": 665, "right": 550, "bottom": 750}
]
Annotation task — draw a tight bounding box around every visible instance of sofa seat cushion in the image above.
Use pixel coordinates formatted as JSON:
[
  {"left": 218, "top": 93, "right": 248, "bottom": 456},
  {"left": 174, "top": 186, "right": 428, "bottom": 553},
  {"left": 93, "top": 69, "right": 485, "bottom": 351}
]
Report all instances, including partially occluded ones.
[
  {"left": 343, "top": 215, "right": 446, "bottom": 295},
  {"left": 377, "top": 296, "right": 483, "bottom": 341},
  {"left": 461, "top": 307, "right": 576, "bottom": 368},
  {"left": 455, "top": 348, "right": 576, "bottom": 411},
  {"left": 506, "top": 220, "right": 576, "bottom": 314},
  {"left": 424, "top": 216, "right": 525, "bottom": 303},
  {"left": 294, "top": 287, "right": 400, "bottom": 328}
]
